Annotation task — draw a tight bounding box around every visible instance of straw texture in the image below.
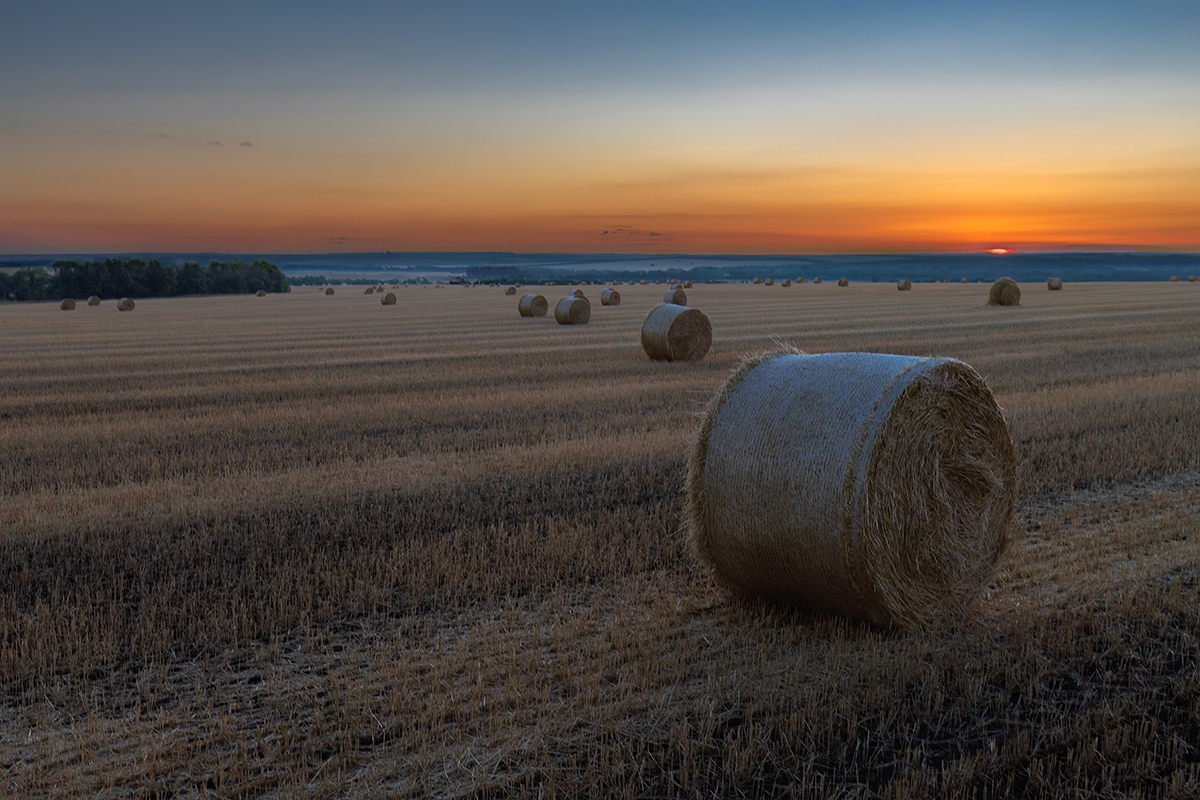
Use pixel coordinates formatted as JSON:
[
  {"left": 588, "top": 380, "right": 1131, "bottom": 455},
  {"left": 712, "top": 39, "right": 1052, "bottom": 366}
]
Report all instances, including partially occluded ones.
[
  {"left": 897, "top": 280, "right": 912, "bottom": 291},
  {"left": 600, "top": 288, "right": 621, "bottom": 306},
  {"left": 518, "top": 294, "right": 548, "bottom": 317},
  {"left": 117, "top": 298, "right": 135, "bottom": 311},
  {"left": 640, "top": 303, "right": 712, "bottom": 361},
  {"left": 663, "top": 287, "right": 688, "bottom": 305},
  {"left": 381, "top": 292, "right": 397, "bottom": 305},
  {"left": 687, "top": 349, "right": 1016, "bottom": 627},
  {"left": 554, "top": 296, "right": 591, "bottom": 325},
  {"left": 988, "top": 277, "right": 1021, "bottom": 306},
  {"left": 87, "top": 296, "right": 101, "bottom": 306},
  {"left": 1047, "top": 277, "right": 1063, "bottom": 290},
  {"left": 60, "top": 298, "right": 76, "bottom": 310}
]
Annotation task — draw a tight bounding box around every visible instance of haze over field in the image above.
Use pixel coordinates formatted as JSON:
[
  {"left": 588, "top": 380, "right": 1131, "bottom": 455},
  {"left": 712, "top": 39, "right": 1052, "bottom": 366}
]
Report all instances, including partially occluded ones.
[{"left": 3, "top": 1, "right": 1199, "bottom": 254}]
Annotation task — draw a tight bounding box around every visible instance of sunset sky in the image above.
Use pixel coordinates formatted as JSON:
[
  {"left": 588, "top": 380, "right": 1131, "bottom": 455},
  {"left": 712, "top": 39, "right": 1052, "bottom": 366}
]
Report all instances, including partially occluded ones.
[{"left": 3, "top": 1, "right": 1198, "bottom": 254}]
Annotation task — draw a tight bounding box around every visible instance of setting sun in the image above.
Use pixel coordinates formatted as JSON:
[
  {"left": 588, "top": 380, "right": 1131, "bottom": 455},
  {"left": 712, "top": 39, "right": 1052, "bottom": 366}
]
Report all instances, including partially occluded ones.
[{"left": 987, "top": 248, "right": 1013, "bottom": 255}]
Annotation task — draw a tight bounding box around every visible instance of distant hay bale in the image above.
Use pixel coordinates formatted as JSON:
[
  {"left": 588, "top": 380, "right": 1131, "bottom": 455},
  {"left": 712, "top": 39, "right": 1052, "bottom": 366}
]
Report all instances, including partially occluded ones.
[
  {"left": 656, "top": 280, "right": 663, "bottom": 285},
  {"left": 1190, "top": 276, "right": 1198, "bottom": 282},
  {"left": 686, "top": 349, "right": 1016, "bottom": 627},
  {"left": 1169, "top": 276, "right": 1180, "bottom": 282},
  {"left": 87, "top": 295, "right": 101, "bottom": 306},
  {"left": 518, "top": 293, "right": 548, "bottom": 317},
  {"left": 796, "top": 278, "right": 807, "bottom": 284},
  {"left": 897, "top": 279, "right": 912, "bottom": 291},
  {"left": 1047, "top": 277, "right": 1063, "bottom": 290},
  {"left": 325, "top": 287, "right": 335, "bottom": 295},
  {"left": 684, "top": 281, "right": 693, "bottom": 288},
  {"left": 837, "top": 278, "right": 849, "bottom": 287},
  {"left": 117, "top": 297, "right": 135, "bottom": 311},
  {"left": 364, "top": 287, "right": 375, "bottom": 294},
  {"left": 781, "top": 279, "right": 791, "bottom": 287},
  {"left": 601, "top": 287, "right": 621, "bottom": 306},
  {"left": 961, "top": 278, "right": 970, "bottom": 284},
  {"left": 60, "top": 298, "right": 76, "bottom": 310},
  {"left": 753, "top": 278, "right": 763, "bottom": 284},
  {"left": 256, "top": 289, "right": 267, "bottom": 297},
  {"left": 570, "top": 288, "right": 587, "bottom": 298},
  {"left": 663, "top": 286, "right": 687, "bottom": 305},
  {"left": 506, "top": 286, "right": 517, "bottom": 295},
  {"left": 766, "top": 279, "right": 776, "bottom": 286},
  {"left": 988, "top": 277, "right": 1021, "bottom": 306},
  {"left": 641, "top": 303, "right": 712, "bottom": 361},
  {"left": 640, "top": 280, "right": 649, "bottom": 285},
  {"left": 381, "top": 292, "right": 397, "bottom": 305},
  {"left": 813, "top": 277, "right": 822, "bottom": 284},
  {"left": 554, "top": 295, "right": 591, "bottom": 325}
]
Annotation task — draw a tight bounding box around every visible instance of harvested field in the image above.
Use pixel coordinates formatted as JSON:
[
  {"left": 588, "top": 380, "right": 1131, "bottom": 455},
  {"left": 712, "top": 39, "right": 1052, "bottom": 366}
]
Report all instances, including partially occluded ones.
[{"left": 2, "top": 282, "right": 1199, "bottom": 797}]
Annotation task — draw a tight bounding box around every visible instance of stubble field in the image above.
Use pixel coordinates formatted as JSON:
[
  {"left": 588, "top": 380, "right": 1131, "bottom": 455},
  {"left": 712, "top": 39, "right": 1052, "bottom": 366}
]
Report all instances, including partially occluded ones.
[{"left": 1, "top": 280, "right": 1199, "bottom": 798}]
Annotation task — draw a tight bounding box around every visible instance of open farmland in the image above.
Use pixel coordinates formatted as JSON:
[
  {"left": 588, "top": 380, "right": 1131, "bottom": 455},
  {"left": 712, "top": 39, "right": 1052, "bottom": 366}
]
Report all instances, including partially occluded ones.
[{"left": 2, "top": 281, "right": 1199, "bottom": 797}]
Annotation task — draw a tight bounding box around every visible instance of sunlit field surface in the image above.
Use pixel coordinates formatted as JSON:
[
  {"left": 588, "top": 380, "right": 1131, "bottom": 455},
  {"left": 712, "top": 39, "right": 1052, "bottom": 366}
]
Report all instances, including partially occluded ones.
[{"left": 2, "top": 281, "right": 1199, "bottom": 797}]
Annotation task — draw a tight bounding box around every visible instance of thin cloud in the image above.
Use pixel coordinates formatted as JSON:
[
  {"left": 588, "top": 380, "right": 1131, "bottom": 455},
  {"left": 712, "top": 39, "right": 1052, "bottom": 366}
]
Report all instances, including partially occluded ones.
[
  {"left": 239, "top": 141, "right": 253, "bottom": 147},
  {"left": 206, "top": 140, "right": 224, "bottom": 147}
]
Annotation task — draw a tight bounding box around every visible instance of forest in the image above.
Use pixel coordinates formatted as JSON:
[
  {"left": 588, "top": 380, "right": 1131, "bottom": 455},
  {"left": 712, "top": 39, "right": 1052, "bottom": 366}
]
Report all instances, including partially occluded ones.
[{"left": 0, "top": 258, "right": 289, "bottom": 301}]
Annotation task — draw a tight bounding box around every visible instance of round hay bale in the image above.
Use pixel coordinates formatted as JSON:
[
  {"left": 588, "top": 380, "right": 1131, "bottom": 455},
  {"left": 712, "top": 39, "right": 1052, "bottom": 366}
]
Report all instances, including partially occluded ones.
[
  {"left": 1047, "top": 277, "right": 1063, "bottom": 290},
  {"left": 961, "top": 278, "right": 970, "bottom": 284},
  {"left": 796, "top": 277, "right": 807, "bottom": 284},
  {"left": 641, "top": 303, "right": 712, "bottom": 361},
  {"left": 60, "top": 298, "right": 76, "bottom": 310},
  {"left": 897, "top": 279, "right": 912, "bottom": 291},
  {"left": 554, "top": 295, "right": 591, "bottom": 325},
  {"left": 684, "top": 281, "right": 693, "bottom": 288},
  {"left": 837, "top": 278, "right": 849, "bottom": 287},
  {"left": 117, "top": 297, "right": 135, "bottom": 311},
  {"left": 381, "top": 292, "right": 397, "bottom": 305},
  {"left": 256, "top": 289, "right": 267, "bottom": 297},
  {"left": 988, "top": 277, "right": 1021, "bottom": 306},
  {"left": 87, "top": 295, "right": 101, "bottom": 306},
  {"left": 663, "top": 286, "right": 687, "bottom": 305},
  {"left": 1190, "top": 275, "right": 1198, "bottom": 282},
  {"left": 687, "top": 349, "right": 1016, "bottom": 627},
  {"left": 518, "top": 293, "right": 548, "bottom": 317},
  {"left": 505, "top": 286, "right": 517, "bottom": 295},
  {"left": 1169, "top": 276, "right": 1180, "bottom": 282},
  {"left": 781, "top": 279, "right": 791, "bottom": 287},
  {"left": 765, "top": 279, "right": 775, "bottom": 286},
  {"left": 325, "top": 287, "right": 335, "bottom": 295},
  {"left": 569, "top": 288, "right": 586, "bottom": 298},
  {"left": 753, "top": 278, "right": 763, "bottom": 284},
  {"left": 364, "top": 287, "right": 375, "bottom": 294},
  {"left": 600, "top": 287, "right": 621, "bottom": 306},
  {"left": 813, "top": 277, "right": 822, "bottom": 284},
  {"left": 640, "top": 280, "right": 649, "bottom": 285}
]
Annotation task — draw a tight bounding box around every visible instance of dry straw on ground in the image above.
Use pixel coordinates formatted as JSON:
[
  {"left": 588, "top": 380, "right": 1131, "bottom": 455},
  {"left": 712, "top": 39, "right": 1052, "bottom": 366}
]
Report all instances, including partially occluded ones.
[
  {"left": 554, "top": 295, "right": 591, "bottom": 325},
  {"left": 518, "top": 293, "right": 548, "bottom": 317},
  {"left": 60, "top": 298, "right": 76, "bottom": 310},
  {"left": 325, "top": 288, "right": 335, "bottom": 295},
  {"left": 117, "top": 298, "right": 135, "bottom": 311},
  {"left": 640, "top": 303, "right": 712, "bottom": 361},
  {"left": 505, "top": 286, "right": 517, "bottom": 295},
  {"left": 897, "top": 279, "right": 912, "bottom": 291},
  {"left": 837, "top": 278, "right": 850, "bottom": 287},
  {"left": 600, "top": 288, "right": 621, "bottom": 306},
  {"left": 663, "top": 287, "right": 687, "bottom": 305},
  {"left": 381, "top": 292, "right": 397, "bottom": 306},
  {"left": 687, "top": 349, "right": 1017, "bottom": 627},
  {"left": 256, "top": 290, "right": 267, "bottom": 297},
  {"left": 1047, "top": 277, "right": 1063, "bottom": 290},
  {"left": 87, "top": 296, "right": 101, "bottom": 306},
  {"left": 988, "top": 277, "right": 1021, "bottom": 306}
]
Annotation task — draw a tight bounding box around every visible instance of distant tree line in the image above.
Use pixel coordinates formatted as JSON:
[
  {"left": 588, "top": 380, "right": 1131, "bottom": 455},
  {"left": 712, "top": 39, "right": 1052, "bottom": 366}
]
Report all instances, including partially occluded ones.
[{"left": 0, "top": 258, "right": 290, "bottom": 302}]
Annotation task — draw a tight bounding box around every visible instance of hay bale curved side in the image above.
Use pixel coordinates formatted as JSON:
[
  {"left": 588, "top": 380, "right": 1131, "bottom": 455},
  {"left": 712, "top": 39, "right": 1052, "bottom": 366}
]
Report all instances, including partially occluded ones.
[
  {"left": 1047, "top": 277, "right": 1063, "bottom": 290},
  {"left": 381, "top": 292, "right": 397, "bottom": 305},
  {"left": 687, "top": 350, "right": 1016, "bottom": 627},
  {"left": 325, "top": 287, "right": 335, "bottom": 295},
  {"left": 87, "top": 295, "right": 101, "bottom": 306},
  {"left": 897, "top": 279, "right": 912, "bottom": 291},
  {"left": 600, "top": 287, "right": 621, "bottom": 306},
  {"left": 518, "top": 293, "right": 548, "bottom": 317},
  {"left": 663, "top": 286, "right": 687, "bottom": 305},
  {"left": 117, "top": 298, "right": 135, "bottom": 311},
  {"left": 61, "top": 298, "right": 76, "bottom": 310},
  {"left": 505, "top": 286, "right": 517, "bottom": 295},
  {"left": 988, "top": 277, "right": 1021, "bottom": 306},
  {"left": 256, "top": 289, "right": 267, "bottom": 297},
  {"left": 554, "top": 295, "right": 591, "bottom": 325},
  {"left": 641, "top": 303, "right": 712, "bottom": 361}
]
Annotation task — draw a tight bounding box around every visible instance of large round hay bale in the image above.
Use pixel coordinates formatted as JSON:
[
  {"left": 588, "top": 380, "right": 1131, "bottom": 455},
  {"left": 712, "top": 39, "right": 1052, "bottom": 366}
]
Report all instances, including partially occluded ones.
[
  {"left": 781, "top": 279, "right": 791, "bottom": 287},
  {"left": 813, "top": 277, "right": 822, "bottom": 284},
  {"left": 641, "top": 303, "right": 712, "bottom": 361},
  {"left": 381, "top": 292, "right": 397, "bottom": 305},
  {"left": 554, "top": 295, "right": 591, "bottom": 325},
  {"left": 117, "top": 297, "right": 135, "bottom": 311},
  {"left": 325, "top": 287, "right": 335, "bottom": 295},
  {"left": 663, "top": 286, "right": 687, "bottom": 305},
  {"left": 505, "top": 286, "right": 517, "bottom": 295},
  {"left": 600, "top": 287, "right": 621, "bottom": 306},
  {"left": 61, "top": 298, "right": 76, "bottom": 310},
  {"left": 569, "top": 288, "right": 586, "bottom": 298},
  {"left": 837, "top": 277, "right": 849, "bottom": 287},
  {"left": 897, "top": 279, "right": 912, "bottom": 291},
  {"left": 87, "top": 295, "right": 101, "bottom": 306},
  {"left": 518, "top": 293, "right": 548, "bottom": 317},
  {"left": 687, "top": 349, "right": 1016, "bottom": 626},
  {"left": 256, "top": 289, "right": 267, "bottom": 297},
  {"left": 1047, "top": 277, "right": 1063, "bottom": 290},
  {"left": 988, "top": 277, "right": 1021, "bottom": 306}
]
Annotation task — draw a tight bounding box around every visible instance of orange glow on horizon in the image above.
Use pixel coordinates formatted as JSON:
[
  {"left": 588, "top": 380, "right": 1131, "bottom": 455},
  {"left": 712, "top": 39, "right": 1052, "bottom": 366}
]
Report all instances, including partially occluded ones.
[{"left": 987, "top": 248, "right": 1013, "bottom": 254}]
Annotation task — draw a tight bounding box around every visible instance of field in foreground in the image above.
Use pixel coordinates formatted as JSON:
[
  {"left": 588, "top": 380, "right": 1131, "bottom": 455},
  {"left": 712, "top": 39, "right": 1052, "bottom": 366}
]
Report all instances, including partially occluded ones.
[{"left": 1, "top": 281, "right": 1199, "bottom": 798}]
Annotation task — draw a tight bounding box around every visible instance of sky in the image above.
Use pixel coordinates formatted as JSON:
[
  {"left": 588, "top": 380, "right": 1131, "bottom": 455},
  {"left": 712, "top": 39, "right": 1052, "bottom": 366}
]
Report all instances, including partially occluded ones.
[{"left": 2, "top": 0, "right": 1199, "bottom": 254}]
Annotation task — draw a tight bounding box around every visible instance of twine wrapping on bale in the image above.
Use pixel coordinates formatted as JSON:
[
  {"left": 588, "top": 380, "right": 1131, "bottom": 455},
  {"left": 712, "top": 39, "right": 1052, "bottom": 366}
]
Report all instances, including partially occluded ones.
[
  {"left": 601, "top": 287, "right": 621, "bottom": 306},
  {"left": 897, "top": 279, "right": 912, "bottom": 291},
  {"left": 641, "top": 303, "right": 712, "bottom": 361},
  {"left": 505, "top": 286, "right": 517, "bottom": 295},
  {"left": 837, "top": 278, "right": 850, "bottom": 287},
  {"left": 686, "top": 349, "right": 1017, "bottom": 627},
  {"left": 61, "top": 298, "right": 76, "bottom": 310},
  {"left": 1047, "top": 277, "right": 1063, "bottom": 290},
  {"left": 988, "top": 277, "right": 1021, "bottom": 306},
  {"left": 518, "top": 293, "right": 548, "bottom": 317},
  {"left": 87, "top": 296, "right": 101, "bottom": 306},
  {"left": 555, "top": 295, "right": 591, "bottom": 325},
  {"left": 663, "top": 286, "right": 687, "bottom": 305},
  {"left": 381, "top": 292, "right": 397, "bottom": 305},
  {"left": 117, "top": 298, "right": 135, "bottom": 311},
  {"left": 325, "top": 287, "right": 335, "bottom": 295},
  {"left": 256, "top": 289, "right": 267, "bottom": 297}
]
